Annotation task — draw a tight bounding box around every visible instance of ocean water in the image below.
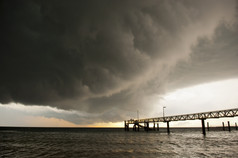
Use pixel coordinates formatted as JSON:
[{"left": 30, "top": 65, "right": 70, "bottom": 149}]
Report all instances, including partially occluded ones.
[{"left": 0, "top": 127, "right": 238, "bottom": 158}]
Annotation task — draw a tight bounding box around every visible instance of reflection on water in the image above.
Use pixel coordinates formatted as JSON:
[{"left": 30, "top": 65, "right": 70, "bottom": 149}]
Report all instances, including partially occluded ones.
[{"left": 0, "top": 128, "right": 238, "bottom": 157}]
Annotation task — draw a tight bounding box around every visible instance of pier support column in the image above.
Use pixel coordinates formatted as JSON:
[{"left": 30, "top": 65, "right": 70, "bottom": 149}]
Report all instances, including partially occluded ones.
[
  {"left": 222, "top": 122, "right": 225, "bottom": 131},
  {"left": 134, "top": 124, "right": 137, "bottom": 132},
  {"left": 125, "top": 124, "right": 129, "bottom": 131},
  {"left": 207, "top": 122, "right": 209, "bottom": 131},
  {"left": 167, "top": 121, "right": 170, "bottom": 134},
  {"left": 153, "top": 122, "right": 156, "bottom": 131},
  {"left": 124, "top": 121, "right": 127, "bottom": 131},
  {"left": 228, "top": 121, "right": 231, "bottom": 132},
  {"left": 137, "top": 124, "right": 139, "bottom": 131},
  {"left": 147, "top": 122, "right": 149, "bottom": 132},
  {"left": 124, "top": 121, "right": 129, "bottom": 131},
  {"left": 157, "top": 123, "right": 159, "bottom": 131},
  {"left": 201, "top": 119, "right": 206, "bottom": 135},
  {"left": 235, "top": 123, "right": 237, "bottom": 130}
]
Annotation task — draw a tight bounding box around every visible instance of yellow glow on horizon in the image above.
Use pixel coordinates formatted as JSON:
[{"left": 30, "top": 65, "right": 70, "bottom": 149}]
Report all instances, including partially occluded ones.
[
  {"left": 86, "top": 121, "right": 124, "bottom": 128},
  {"left": 23, "top": 116, "right": 124, "bottom": 127}
]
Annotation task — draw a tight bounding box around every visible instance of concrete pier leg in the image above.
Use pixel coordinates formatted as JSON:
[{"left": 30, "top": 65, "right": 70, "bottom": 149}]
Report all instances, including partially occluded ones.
[
  {"left": 124, "top": 121, "right": 129, "bottom": 131},
  {"left": 207, "top": 122, "right": 209, "bottom": 131},
  {"left": 235, "top": 123, "right": 237, "bottom": 130},
  {"left": 201, "top": 119, "right": 206, "bottom": 135},
  {"left": 222, "top": 122, "right": 225, "bottom": 131},
  {"left": 228, "top": 121, "right": 231, "bottom": 132},
  {"left": 124, "top": 121, "right": 127, "bottom": 131},
  {"left": 147, "top": 122, "right": 149, "bottom": 132},
  {"left": 126, "top": 124, "right": 129, "bottom": 131},
  {"left": 167, "top": 121, "right": 170, "bottom": 134},
  {"left": 153, "top": 122, "right": 155, "bottom": 131},
  {"left": 138, "top": 124, "right": 139, "bottom": 131},
  {"left": 157, "top": 123, "right": 159, "bottom": 131}
]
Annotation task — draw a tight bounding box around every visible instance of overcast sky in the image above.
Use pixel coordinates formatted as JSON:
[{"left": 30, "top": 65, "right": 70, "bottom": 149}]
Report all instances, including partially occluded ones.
[{"left": 1, "top": 0, "right": 238, "bottom": 127}]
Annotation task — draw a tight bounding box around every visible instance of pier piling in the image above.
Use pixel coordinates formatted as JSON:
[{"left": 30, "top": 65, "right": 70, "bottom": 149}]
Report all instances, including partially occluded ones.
[
  {"left": 222, "top": 122, "right": 225, "bottom": 131},
  {"left": 167, "top": 121, "right": 170, "bottom": 134},
  {"left": 124, "top": 121, "right": 126, "bottom": 131},
  {"left": 207, "top": 122, "right": 209, "bottom": 131},
  {"left": 144, "top": 122, "right": 149, "bottom": 132},
  {"left": 124, "top": 121, "right": 129, "bottom": 131},
  {"left": 228, "top": 121, "right": 231, "bottom": 132},
  {"left": 201, "top": 119, "right": 206, "bottom": 135},
  {"left": 235, "top": 123, "right": 237, "bottom": 130},
  {"left": 147, "top": 122, "right": 149, "bottom": 132},
  {"left": 157, "top": 123, "right": 159, "bottom": 131}
]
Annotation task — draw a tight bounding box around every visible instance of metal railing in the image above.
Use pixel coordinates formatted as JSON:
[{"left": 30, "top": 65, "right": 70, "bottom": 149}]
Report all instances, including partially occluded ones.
[{"left": 126, "top": 108, "right": 238, "bottom": 124}]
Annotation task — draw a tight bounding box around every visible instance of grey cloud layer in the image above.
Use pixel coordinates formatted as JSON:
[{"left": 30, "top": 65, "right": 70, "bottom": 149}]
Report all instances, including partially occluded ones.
[
  {"left": 168, "top": 20, "right": 238, "bottom": 90},
  {"left": 1, "top": 0, "right": 237, "bottom": 124}
]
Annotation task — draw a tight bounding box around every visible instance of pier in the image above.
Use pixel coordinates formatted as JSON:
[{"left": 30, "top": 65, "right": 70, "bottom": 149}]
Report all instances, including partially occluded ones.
[{"left": 125, "top": 108, "right": 238, "bottom": 135}]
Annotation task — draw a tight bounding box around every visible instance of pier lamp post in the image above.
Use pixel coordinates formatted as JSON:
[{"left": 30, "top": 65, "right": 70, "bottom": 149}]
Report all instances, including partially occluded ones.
[
  {"left": 163, "top": 106, "right": 166, "bottom": 118},
  {"left": 137, "top": 110, "right": 139, "bottom": 120}
]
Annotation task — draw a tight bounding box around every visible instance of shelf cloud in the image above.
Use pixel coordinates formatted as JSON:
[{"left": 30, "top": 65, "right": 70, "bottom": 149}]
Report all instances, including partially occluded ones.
[{"left": 1, "top": 0, "right": 238, "bottom": 124}]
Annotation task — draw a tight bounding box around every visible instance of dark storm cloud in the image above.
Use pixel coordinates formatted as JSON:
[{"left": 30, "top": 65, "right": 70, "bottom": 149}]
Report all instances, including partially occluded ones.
[
  {"left": 1, "top": 0, "right": 237, "bottom": 123},
  {"left": 168, "top": 20, "right": 238, "bottom": 91}
]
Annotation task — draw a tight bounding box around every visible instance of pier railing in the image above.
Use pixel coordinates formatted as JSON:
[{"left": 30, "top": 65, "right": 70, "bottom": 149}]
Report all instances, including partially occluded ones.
[{"left": 126, "top": 108, "right": 238, "bottom": 123}]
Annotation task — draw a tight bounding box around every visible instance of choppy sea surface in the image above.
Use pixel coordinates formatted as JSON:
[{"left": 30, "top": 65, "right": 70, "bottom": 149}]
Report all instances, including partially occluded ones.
[{"left": 0, "top": 127, "right": 238, "bottom": 158}]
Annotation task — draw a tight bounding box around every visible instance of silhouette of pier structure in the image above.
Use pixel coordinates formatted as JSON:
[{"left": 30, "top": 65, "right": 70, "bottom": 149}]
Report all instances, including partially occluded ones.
[{"left": 124, "top": 108, "right": 238, "bottom": 135}]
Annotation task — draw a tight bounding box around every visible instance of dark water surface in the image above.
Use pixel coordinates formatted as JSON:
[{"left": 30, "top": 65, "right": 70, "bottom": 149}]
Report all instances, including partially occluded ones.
[{"left": 0, "top": 127, "right": 238, "bottom": 157}]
